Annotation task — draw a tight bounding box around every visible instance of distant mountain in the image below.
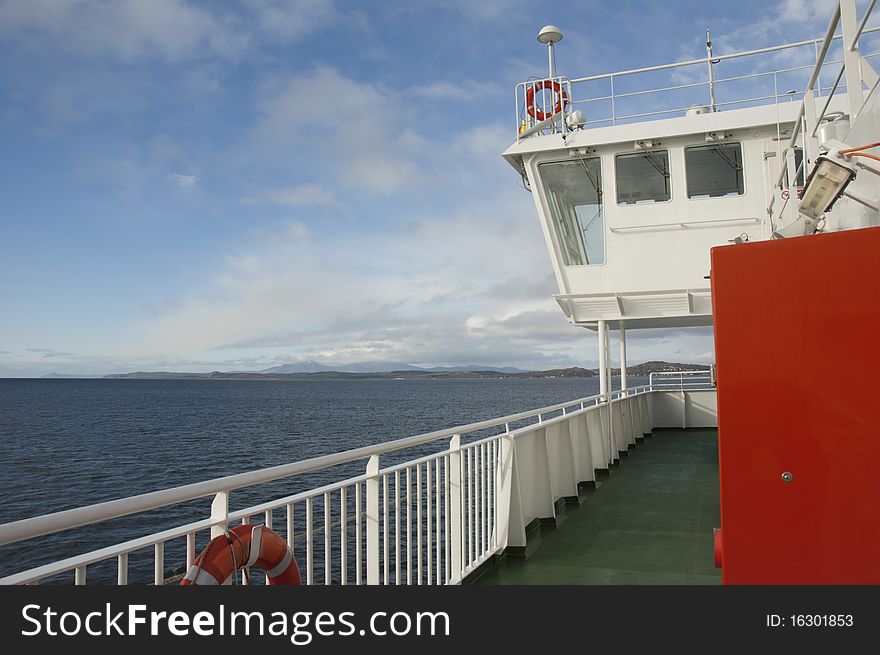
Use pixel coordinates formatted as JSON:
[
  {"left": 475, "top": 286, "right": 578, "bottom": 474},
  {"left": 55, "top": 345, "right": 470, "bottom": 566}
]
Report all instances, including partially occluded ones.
[
  {"left": 260, "top": 361, "right": 341, "bottom": 374},
  {"left": 426, "top": 365, "right": 526, "bottom": 373},
  {"left": 41, "top": 373, "right": 104, "bottom": 379},
  {"left": 260, "top": 362, "right": 527, "bottom": 374},
  {"left": 624, "top": 360, "right": 707, "bottom": 376},
  {"left": 261, "top": 361, "right": 426, "bottom": 374},
  {"left": 103, "top": 361, "right": 707, "bottom": 380}
]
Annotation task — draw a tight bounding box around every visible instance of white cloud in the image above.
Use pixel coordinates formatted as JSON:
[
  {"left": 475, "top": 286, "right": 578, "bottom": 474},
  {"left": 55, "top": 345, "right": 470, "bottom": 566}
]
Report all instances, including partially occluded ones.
[
  {"left": 171, "top": 173, "right": 199, "bottom": 188},
  {"left": 429, "top": 0, "right": 529, "bottom": 19},
  {"left": 244, "top": 0, "right": 336, "bottom": 41},
  {"left": 0, "top": 0, "right": 249, "bottom": 62},
  {"left": 253, "top": 66, "right": 425, "bottom": 194},
  {"left": 412, "top": 79, "right": 504, "bottom": 101},
  {"left": 127, "top": 189, "right": 563, "bottom": 364},
  {"left": 244, "top": 183, "right": 340, "bottom": 207}
]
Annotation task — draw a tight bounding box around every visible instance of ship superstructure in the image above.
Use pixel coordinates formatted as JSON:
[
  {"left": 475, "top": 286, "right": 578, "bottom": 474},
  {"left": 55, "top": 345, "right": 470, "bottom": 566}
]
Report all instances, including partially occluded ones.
[{"left": 1, "top": 0, "right": 879, "bottom": 585}]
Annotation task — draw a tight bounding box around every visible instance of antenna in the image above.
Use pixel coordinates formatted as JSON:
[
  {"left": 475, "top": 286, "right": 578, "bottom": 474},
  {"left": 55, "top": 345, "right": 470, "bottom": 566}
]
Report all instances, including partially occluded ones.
[{"left": 537, "top": 25, "right": 563, "bottom": 83}]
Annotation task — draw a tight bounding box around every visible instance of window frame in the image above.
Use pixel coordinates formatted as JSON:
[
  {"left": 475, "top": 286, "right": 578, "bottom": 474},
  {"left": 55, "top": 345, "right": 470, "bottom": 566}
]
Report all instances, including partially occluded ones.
[
  {"left": 684, "top": 141, "right": 746, "bottom": 200},
  {"left": 537, "top": 157, "right": 607, "bottom": 268},
  {"left": 614, "top": 148, "right": 673, "bottom": 207}
]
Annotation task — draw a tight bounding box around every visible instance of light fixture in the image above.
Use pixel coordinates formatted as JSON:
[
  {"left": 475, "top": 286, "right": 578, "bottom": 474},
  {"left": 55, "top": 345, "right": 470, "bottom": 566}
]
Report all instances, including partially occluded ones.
[{"left": 798, "top": 156, "right": 856, "bottom": 220}]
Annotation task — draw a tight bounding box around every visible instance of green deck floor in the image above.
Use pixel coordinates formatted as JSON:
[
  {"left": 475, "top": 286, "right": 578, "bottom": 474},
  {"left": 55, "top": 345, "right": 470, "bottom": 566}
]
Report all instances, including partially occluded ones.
[{"left": 477, "top": 428, "right": 721, "bottom": 585}]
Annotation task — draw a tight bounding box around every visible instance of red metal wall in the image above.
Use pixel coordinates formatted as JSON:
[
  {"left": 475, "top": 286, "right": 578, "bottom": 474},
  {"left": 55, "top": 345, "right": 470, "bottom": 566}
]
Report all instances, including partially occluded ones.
[{"left": 711, "top": 226, "right": 880, "bottom": 584}]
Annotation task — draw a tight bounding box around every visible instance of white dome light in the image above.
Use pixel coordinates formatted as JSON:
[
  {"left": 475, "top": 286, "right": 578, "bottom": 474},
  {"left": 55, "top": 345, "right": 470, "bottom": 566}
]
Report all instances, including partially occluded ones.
[{"left": 537, "top": 25, "right": 563, "bottom": 44}]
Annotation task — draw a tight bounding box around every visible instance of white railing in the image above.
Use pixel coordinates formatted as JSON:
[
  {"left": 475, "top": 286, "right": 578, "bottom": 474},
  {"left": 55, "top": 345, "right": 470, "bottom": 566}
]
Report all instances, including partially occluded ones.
[
  {"left": 514, "top": 1, "right": 880, "bottom": 140},
  {"left": 765, "top": 0, "right": 878, "bottom": 232},
  {"left": 0, "top": 379, "right": 710, "bottom": 586},
  {"left": 649, "top": 370, "right": 714, "bottom": 391}
]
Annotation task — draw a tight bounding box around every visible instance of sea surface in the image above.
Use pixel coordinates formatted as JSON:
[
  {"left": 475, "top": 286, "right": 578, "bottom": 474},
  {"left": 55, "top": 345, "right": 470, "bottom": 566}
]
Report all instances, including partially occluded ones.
[{"left": 0, "top": 376, "right": 643, "bottom": 582}]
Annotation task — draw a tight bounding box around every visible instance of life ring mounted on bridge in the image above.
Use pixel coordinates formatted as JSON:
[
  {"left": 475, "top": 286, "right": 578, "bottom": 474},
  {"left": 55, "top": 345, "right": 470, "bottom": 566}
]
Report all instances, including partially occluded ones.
[
  {"left": 526, "top": 80, "right": 568, "bottom": 121},
  {"left": 181, "top": 523, "right": 301, "bottom": 585}
]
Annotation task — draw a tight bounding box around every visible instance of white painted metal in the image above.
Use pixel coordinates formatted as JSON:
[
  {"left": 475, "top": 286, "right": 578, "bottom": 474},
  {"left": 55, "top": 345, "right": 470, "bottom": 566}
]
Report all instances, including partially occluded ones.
[
  {"left": 340, "top": 488, "right": 347, "bottom": 585},
  {"left": 393, "top": 471, "right": 400, "bottom": 585},
  {"left": 324, "top": 491, "right": 332, "bottom": 585},
  {"left": 210, "top": 491, "right": 228, "bottom": 540},
  {"left": 355, "top": 483, "right": 362, "bottom": 584},
  {"left": 185, "top": 532, "right": 195, "bottom": 569},
  {"left": 598, "top": 320, "right": 608, "bottom": 396},
  {"left": 841, "top": 0, "right": 866, "bottom": 121},
  {"left": 416, "top": 462, "right": 423, "bottom": 584},
  {"left": 365, "top": 455, "right": 380, "bottom": 585},
  {"left": 619, "top": 323, "right": 628, "bottom": 393},
  {"left": 305, "top": 496, "right": 314, "bottom": 585},
  {"left": 154, "top": 542, "right": 164, "bottom": 586},
  {"left": 448, "top": 435, "right": 462, "bottom": 583},
  {"left": 508, "top": 2, "right": 880, "bottom": 329},
  {"left": 117, "top": 553, "right": 128, "bottom": 586}
]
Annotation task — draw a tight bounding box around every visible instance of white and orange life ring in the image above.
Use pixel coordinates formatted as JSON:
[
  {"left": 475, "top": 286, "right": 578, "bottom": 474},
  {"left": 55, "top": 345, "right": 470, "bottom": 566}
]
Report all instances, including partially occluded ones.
[
  {"left": 526, "top": 80, "right": 568, "bottom": 121},
  {"left": 181, "top": 524, "right": 301, "bottom": 586}
]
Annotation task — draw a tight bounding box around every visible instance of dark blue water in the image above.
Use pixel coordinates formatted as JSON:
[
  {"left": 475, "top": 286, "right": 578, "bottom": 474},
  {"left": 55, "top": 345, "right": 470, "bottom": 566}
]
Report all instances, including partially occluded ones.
[{"left": 0, "top": 377, "right": 641, "bottom": 582}]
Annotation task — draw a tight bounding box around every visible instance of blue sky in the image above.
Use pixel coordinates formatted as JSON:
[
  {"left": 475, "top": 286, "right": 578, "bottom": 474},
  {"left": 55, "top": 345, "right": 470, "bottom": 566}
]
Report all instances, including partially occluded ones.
[{"left": 0, "top": 0, "right": 864, "bottom": 376}]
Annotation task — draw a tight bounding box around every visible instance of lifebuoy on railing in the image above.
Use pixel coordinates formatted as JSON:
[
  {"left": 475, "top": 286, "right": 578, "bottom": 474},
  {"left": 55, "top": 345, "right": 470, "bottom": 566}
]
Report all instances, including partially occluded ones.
[
  {"left": 526, "top": 80, "right": 568, "bottom": 121},
  {"left": 181, "top": 524, "right": 301, "bottom": 585}
]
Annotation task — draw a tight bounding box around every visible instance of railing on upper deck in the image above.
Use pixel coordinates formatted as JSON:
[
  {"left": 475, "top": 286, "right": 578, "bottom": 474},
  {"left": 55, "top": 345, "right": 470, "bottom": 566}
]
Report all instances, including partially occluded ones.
[
  {"left": 515, "top": 0, "right": 880, "bottom": 146},
  {"left": 764, "top": 0, "right": 879, "bottom": 232},
  {"left": 649, "top": 370, "right": 715, "bottom": 391},
  {"left": 0, "top": 376, "right": 712, "bottom": 586}
]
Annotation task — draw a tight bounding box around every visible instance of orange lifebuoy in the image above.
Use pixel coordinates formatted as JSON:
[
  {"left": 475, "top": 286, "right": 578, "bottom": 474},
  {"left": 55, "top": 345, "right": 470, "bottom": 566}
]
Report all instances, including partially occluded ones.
[
  {"left": 526, "top": 80, "right": 568, "bottom": 121},
  {"left": 181, "top": 524, "right": 301, "bottom": 586}
]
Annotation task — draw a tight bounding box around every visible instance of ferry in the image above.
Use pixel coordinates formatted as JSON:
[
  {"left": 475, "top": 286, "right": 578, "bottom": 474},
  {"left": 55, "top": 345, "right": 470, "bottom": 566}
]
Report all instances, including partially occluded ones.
[{"left": 1, "top": 0, "right": 878, "bottom": 586}]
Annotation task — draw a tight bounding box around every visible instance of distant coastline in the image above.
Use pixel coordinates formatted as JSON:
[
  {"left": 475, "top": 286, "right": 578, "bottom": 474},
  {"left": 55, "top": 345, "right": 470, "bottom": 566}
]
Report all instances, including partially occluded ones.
[{"left": 82, "top": 360, "right": 707, "bottom": 380}]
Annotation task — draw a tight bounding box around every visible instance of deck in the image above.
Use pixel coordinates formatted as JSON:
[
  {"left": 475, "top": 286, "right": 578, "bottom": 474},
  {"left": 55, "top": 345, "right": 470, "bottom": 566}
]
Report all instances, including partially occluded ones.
[{"left": 477, "top": 428, "right": 721, "bottom": 584}]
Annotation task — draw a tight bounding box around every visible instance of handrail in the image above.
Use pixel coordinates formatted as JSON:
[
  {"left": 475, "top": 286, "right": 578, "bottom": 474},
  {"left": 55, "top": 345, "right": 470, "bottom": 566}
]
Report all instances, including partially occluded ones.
[
  {"left": 515, "top": 3, "right": 880, "bottom": 139},
  {"left": 0, "top": 378, "right": 716, "bottom": 584},
  {"left": 565, "top": 24, "right": 879, "bottom": 85},
  {"left": 852, "top": 0, "right": 878, "bottom": 50},
  {"left": 767, "top": 4, "right": 842, "bottom": 221},
  {"left": 766, "top": 0, "right": 878, "bottom": 229},
  {"left": 0, "top": 386, "right": 633, "bottom": 547},
  {"left": 609, "top": 217, "right": 760, "bottom": 233}
]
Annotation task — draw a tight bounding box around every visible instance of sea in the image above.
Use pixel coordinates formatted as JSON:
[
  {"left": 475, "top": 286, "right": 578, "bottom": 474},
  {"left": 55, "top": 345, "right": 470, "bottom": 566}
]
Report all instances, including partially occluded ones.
[{"left": 0, "top": 376, "right": 644, "bottom": 583}]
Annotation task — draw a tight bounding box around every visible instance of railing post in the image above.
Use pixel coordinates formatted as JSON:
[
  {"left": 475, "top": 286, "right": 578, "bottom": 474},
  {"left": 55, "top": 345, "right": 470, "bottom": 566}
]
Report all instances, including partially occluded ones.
[
  {"left": 802, "top": 89, "right": 820, "bottom": 166},
  {"left": 154, "top": 542, "right": 164, "bottom": 586},
  {"left": 610, "top": 74, "right": 616, "bottom": 125},
  {"left": 365, "top": 455, "right": 380, "bottom": 585},
  {"left": 681, "top": 389, "right": 687, "bottom": 429},
  {"left": 840, "top": 0, "right": 866, "bottom": 120},
  {"left": 598, "top": 320, "right": 608, "bottom": 398},
  {"left": 706, "top": 28, "right": 717, "bottom": 112},
  {"left": 210, "top": 491, "right": 229, "bottom": 539},
  {"left": 448, "top": 435, "right": 463, "bottom": 583}
]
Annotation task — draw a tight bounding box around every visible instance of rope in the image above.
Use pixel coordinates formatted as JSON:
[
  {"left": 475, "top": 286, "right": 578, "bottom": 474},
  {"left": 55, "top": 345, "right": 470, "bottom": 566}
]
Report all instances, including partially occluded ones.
[
  {"left": 846, "top": 152, "right": 880, "bottom": 163},
  {"left": 839, "top": 141, "right": 880, "bottom": 155},
  {"left": 227, "top": 529, "right": 248, "bottom": 585}
]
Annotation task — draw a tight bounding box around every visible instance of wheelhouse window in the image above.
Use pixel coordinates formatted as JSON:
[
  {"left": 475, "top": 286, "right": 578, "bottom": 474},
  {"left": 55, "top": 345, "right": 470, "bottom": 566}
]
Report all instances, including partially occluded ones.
[
  {"left": 685, "top": 142, "right": 744, "bottom": 198},
  {"left": 783, "top": 147, "right": 805, "bottom": 188},
  {"left": 615, "top": 150, "right": 671, "bottom": 204},
  {"left": 539, "top": 158, "right": 604, "bottom": 266}
]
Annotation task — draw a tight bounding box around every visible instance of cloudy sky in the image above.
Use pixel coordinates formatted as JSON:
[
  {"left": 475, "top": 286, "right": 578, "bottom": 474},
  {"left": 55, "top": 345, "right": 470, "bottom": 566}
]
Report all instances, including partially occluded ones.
[{"left": 0, "top": 0, "right": 864, "bottom": 376}]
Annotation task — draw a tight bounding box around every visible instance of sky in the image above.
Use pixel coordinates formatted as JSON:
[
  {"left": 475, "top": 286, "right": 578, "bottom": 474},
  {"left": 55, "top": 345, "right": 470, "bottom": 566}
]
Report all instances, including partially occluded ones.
[{"left": 0, "top": 0, "right": 867, "bottom": 377}]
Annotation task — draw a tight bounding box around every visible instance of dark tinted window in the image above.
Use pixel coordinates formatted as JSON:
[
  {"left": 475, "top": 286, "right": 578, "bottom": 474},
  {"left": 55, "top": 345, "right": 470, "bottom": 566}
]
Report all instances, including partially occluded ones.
[
  {"left": 685, "top": 143, "right": 744, "bottom": 198},
  {"left": 615, "top": 150, "right": 671, "bottom": 204}
]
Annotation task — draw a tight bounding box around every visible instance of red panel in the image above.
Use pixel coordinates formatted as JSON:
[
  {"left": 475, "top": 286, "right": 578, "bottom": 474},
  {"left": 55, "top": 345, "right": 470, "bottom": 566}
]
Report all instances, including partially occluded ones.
[{"left": 711, "top": 227, "right": 880, "bottom": 584}]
